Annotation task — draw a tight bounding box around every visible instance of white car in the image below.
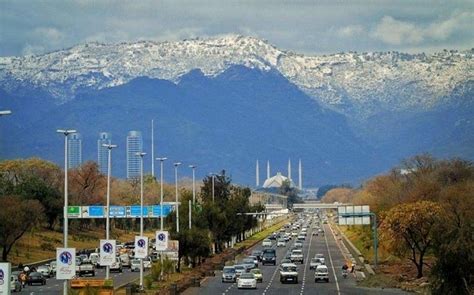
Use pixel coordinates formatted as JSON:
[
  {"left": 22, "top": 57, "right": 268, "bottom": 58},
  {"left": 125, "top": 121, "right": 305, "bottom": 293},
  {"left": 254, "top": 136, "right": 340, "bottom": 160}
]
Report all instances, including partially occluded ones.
[
  {"left": 315, "top": 265, "right": 329, "bottom": 282},
  {"left": 279, "top": 263, "right": 298, "bottom": 283},
  {"left": 110, "top": 257, "right": 123, "bottom": 272},
  {"left": 250, "top": 268, "right": 263, "bottom": 283},
  {"left": 237, "top": 272, "right": 257, "bottom": 289},
  {"left": 310, "top": 258, "right": 324, "bottom": 270},
  {"left": 130, "top": 259, "right": 141, "bottom": 272},
  {"left": 277, "top": 239, "right": 286, "bottom": 247},
  {"left": 234, "top": 264, "right": 246, "bottom": 277},
  {"left": 222, "top": 266, "right": 237, "bottom": 283},
  {"left": 262, "top": 239, "right": 272, "bottom": 247}
]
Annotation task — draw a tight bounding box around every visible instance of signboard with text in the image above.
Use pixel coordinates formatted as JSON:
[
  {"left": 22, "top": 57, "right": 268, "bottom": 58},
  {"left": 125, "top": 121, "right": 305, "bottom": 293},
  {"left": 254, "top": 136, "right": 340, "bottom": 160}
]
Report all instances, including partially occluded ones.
[
  {"left": 67, "top": 206, "right": 81, "bottom": 218},
  {"left": 134, "top": 236, "right": 149, "bottom": 259},
  {"left": 110, "top": 206, "right": 126, "bottom": 218},
  {"left": 99, "top": 240, "right": 116, "bottom": 266},
  {"left": 155, "top": 231, "right": 168, "bottom": 251},
  {"left": 56, "top": 248, "right": 76, "bottom": 280},
  {"left": 0, "top": 263, "right": 11, "bottom": 295}
]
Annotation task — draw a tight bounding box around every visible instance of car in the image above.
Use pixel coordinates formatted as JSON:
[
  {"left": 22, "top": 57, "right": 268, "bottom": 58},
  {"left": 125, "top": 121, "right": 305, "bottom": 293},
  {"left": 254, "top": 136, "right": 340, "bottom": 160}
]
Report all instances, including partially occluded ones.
[
  {"left": 79, "top": 261, "right": 96, "bottom": 277},
  {"left": 11, "top": 275, "right": 22, "bottom": 292},
  {"left": 291, "top": 232, "right": 298, "bottom": 237},
  {"left": 279, "top": 263, "right": 298, "bottom": 283},
  {"left": 234, "top": 264, "right": 247, "bottom": 277},
  {"left": 315, "top": 265, "right": 329, "bottom": 282},
  {"left": 290, "top": 249, "right": 304, "bottom": 264},
  {"left": 283, "top": 233, "right": 291, "bottom": 242},
  {"left": 89, "top": 253, "right": 100, "bottom": 267},
  {"left": 297, "top": 234, "right": 305, "bottom": 241},
  {"left": 294, "top": 241, "right": 303, "bottom": 248},
  {"left": 262, "top": 239, "right": 272, "bottom": 247},
  {"left": 130, "top": 259, "right": 141, "bottom": 272},
  {"left": 37, "top": 265, "right": 52, "bottom": 278},
  {"left": 49, "top": 261, "right": 57, "bottom": 274},
  {"left": 120, "top": 253, "right": 131, "bottom": 267},
  {"left": 110, "top": 257, "right": 123, "bottom": 273},
  {"left": 222, "top": 266, "right": 237, "bottom": 283},
  {"left": 277, "top": 238, "right": 286, "bottom": 247},
  {"left": 143, "top": 257, "right": 152, "bottom": 269},
  {"left": 262, "top": 249, "right": 276, "bottom": 265},
  {"left": 280, "top": 258, "right": 291, "bottom": 265},
  {"left": 242, "top": 258, "right": 256, "bottom": 270},
  {"left": 312, "top": 231, "right": 319, "bottom": 236},
  {"left": 310, "top": 258, "right": 324, "bottom": 270},
  {"left": 251, "top": 250, "right": 263, "bottom": 262},
  {"left": 250, "top": 268, "right": 263, "bottom": 283},
  {"left": 27, "top": 272, "right": 46, "bottom": 286},
  {"left": 79, "top": 253, "right": 88, "bottom": 261},
  {"left": 248, "top": 255, "right": 259, "bottom": 268},
  {"left": 237, "top": 272, "right": 257, "bottom": 289},
  {"left": 315, "top": 253, "right": 325, "bottom": 264}
]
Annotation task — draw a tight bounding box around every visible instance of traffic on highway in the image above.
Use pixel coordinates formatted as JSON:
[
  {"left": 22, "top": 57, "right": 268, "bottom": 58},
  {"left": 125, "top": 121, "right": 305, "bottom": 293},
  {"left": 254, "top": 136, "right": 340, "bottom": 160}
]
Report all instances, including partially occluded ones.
[
  {"left": 11, "top": 242, "right": 152, "bottom": 294},
  {"left": 184, "top": 212, "right": 407, "bottom": 295}
]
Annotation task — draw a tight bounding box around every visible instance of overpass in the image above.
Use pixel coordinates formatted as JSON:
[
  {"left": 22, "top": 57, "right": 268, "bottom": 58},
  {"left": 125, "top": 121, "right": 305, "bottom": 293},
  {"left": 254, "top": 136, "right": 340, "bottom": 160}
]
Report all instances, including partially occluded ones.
[{"left": 292, "top": 203, "right": 350, "bottom": 209}]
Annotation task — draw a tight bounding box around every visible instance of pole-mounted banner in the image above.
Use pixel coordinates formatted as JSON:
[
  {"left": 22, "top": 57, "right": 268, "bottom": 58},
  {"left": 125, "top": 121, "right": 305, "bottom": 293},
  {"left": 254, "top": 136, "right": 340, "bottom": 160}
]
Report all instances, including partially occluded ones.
[
  {"left": 155, "top": 231, "right": 168, "bottom": 251},
  {"left": 134, "top": 236, "right": 149, "bottom": 259},
  {"left": 56, "top": 248, "right": 76, "bottom": 280},
  {"left": 100, "top": 240, "right": 116, "bottom": 266}
]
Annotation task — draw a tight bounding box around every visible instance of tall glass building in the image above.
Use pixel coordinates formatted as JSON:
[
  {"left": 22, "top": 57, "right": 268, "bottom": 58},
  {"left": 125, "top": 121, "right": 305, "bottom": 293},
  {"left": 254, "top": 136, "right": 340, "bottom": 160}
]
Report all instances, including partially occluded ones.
[
  {"left": 127, "top": 131, "right": 143, "bottom": 179},
  {"left": 97, "top": 132, "right": 111, "bottom": 175},
  {"left": 68, "top": 133, "right": 82, "bottom": 169}
]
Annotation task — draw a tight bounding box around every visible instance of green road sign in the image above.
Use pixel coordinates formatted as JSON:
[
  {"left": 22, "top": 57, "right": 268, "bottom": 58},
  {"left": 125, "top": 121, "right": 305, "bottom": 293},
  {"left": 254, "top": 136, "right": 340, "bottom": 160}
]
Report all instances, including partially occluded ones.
[{"left": 68, "top": 206, "right": 81, "bottom": 218}]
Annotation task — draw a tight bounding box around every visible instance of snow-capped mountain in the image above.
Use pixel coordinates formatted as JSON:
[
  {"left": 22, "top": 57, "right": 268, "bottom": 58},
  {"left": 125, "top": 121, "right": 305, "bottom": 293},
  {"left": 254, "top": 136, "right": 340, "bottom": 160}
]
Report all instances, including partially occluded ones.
[{"left": 1, "top": 35, "right": 472, "bottom": 117}]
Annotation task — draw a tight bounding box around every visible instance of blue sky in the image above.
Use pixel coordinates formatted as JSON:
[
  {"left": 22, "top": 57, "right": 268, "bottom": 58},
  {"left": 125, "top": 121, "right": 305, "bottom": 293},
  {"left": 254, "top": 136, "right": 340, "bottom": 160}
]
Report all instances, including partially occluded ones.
[{"left": 0, "top": 0, "right": 472, "bottom": 56}]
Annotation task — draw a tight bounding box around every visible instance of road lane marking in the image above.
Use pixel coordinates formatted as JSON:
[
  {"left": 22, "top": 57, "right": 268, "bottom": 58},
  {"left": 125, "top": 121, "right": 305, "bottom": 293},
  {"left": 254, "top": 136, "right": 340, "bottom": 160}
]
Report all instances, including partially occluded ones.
[
  {"left": 324, "top": 224, "right": 341, "bottom": 295},
  {"left": 301, "top": 231, "right": 314, "bottom": 294}
]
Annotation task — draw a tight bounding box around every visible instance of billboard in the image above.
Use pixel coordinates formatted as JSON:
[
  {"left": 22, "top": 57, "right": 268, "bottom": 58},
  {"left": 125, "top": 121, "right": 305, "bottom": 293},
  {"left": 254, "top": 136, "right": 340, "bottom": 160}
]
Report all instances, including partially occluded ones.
[
  {"left": 56, "top": 248, "right": 76, "bottom": 280},
  {"left": 155, "top": 231, "right": 168, "bottom": 251},
  {"left": 338, "top": 205, "right": 370, "bottom": 225},
  {"left": 0, "top": 263, "right": 11, "bottom": 295},
  {"left": 99, "top": 240, "right": 116, "bottom": 266},
  {"left": 134, "top": 236, "right": 149, "bottom": 259},
  {"left": 162, "top": 240, "right": 179, "bottom": 261}
]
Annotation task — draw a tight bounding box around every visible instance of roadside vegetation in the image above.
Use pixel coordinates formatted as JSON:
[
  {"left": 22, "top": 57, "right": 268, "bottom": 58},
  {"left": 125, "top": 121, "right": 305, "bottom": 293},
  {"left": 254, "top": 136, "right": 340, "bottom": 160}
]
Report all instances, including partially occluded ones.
[{"left": 322, "top": 154, "right": 474, "bottom": 294}]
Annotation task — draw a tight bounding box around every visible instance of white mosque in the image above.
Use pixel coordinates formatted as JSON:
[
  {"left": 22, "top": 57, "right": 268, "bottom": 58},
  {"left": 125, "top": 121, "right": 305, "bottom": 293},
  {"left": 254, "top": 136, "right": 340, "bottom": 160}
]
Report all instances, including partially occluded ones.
[{"left": 256, "top": 159, "right": 303, "bottom": 189}]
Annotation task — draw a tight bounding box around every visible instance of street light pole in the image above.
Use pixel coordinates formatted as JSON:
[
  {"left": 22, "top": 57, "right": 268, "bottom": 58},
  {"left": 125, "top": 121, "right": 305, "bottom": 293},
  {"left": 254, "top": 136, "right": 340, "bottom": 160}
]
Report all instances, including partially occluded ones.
[
  {"left": 174, "top": 162, "right": 182, "bottom": 233},
  {"left": 57, "top": 129, "right": 76, "bottom": 295},
  {"left": 189, "top": 165, "right": 196, "bottom": 205},
  {"left": 103, "top": 143, "right": 117, "bottom": 280},
  {"left": 211, "top": 173, "right": 216, "bottom": 203},
  {"left": 135, "top": 152, "right": 146, "bottom": 290},
  {"left": 156, "top": 157, "right": 167, "bottom": 230}
]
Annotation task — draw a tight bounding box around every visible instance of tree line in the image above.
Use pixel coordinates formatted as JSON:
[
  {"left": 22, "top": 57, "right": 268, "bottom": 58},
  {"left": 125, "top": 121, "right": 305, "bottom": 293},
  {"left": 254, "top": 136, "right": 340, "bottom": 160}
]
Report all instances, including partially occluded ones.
[
  {"left": 322, "top": 154, "right": 473, "bottom": 295},
  {"left": 0, "top": 158, "right": 264, "bottom": 266}
]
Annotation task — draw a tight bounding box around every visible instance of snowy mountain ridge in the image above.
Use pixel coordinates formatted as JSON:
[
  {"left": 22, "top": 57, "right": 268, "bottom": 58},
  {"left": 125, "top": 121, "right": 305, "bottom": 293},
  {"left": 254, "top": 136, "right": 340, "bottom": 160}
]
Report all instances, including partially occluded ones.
[{"left": 1, "top": 35, "right": 472, "bottom": 116}]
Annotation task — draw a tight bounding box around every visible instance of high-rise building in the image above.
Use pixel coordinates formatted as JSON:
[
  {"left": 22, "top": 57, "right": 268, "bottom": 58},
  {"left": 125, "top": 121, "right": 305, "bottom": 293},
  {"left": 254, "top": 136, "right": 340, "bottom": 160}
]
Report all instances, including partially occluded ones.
[
  {"left": 97, "top": 132, "right": 111, "bottom": 174},
  {"left": 127, "top": 131, "right": 143, "bottom": 179},
  {"left": 68, "top": 133, "right": 82, "bottom": 169}
]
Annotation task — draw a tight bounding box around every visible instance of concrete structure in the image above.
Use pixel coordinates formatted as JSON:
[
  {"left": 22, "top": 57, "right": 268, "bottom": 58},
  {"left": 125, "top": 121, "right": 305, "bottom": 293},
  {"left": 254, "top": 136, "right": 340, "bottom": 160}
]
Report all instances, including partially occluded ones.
[
  {"left": 262, "top": 172, "right": 295, "bottom": 188},
  {"left": 127, "top": 131, "right": 143, "bottom": 179},
  {"left": 97, "top": 132, "right": 111, "bottom": 174},
  {"left": 68, "top": 133, "right": 82, "bottom": 168}
]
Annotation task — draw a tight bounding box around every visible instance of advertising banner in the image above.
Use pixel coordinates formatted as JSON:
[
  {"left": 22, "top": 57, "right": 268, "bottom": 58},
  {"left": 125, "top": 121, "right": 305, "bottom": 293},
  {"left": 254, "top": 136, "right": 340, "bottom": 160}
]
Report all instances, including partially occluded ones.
[
  {"left": 155, "top": 231, "right": 168, "bottom": 251},
  {"left": 134, "top": 236, "right": 149, "bottom": 259},
  {"left": 0, "top": 263, "right": 11, "bottom": 295},
  {"left": 56, "top": 248, "right": 76, "bottom": 280},
  {"left": 99, "top": 240, "right": 116, "bottom": 266}
]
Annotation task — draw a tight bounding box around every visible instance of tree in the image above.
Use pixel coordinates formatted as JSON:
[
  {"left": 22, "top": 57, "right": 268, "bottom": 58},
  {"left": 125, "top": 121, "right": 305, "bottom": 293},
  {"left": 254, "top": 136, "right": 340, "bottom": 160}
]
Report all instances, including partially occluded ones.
[
  {"left": 69, "top": 161, "right": 106, "bottom": 206},
  {"left": 279, "top": 180, "right": 301, "bottom": 208},
  {"left": 0, "top": 196, "right": 44, "bottom": 261},
  {"left": 381, "top": 201, "right": 444, "bottom": 278}
]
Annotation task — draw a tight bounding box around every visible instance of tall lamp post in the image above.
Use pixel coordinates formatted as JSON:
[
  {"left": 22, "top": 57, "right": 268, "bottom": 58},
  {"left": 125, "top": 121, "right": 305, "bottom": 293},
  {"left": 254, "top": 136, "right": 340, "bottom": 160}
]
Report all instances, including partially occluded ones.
[
  {"left": 103, "top": 143, "right": 117, "bottom": 280},
  {"left": 189, "top": 165, "right": 197, "bottom": 205},
  {"left": 57, "top": 129, "right": 76, "bottom": 295},
  {"left": 210, "top": 173, "right": 216, "bottom": 203},
  {"left": 156, "top": 157, "right": 167, "bottom": 278},
  {"left": 174, "top": 162, "right": 182, "bottom": 233},
  {"left": 136, "top": 152, "right": 146, "bottom": 290}
]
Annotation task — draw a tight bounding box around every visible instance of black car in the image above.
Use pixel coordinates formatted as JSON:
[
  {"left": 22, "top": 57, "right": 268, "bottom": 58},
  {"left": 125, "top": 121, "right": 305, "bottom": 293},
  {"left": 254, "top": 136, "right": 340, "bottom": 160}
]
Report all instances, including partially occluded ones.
[
  {"left": 262, "top": 249, "right": 276, "bottom": 265},
  {"left": 27, "top": 272, "right": 46, "bottom": 285}
]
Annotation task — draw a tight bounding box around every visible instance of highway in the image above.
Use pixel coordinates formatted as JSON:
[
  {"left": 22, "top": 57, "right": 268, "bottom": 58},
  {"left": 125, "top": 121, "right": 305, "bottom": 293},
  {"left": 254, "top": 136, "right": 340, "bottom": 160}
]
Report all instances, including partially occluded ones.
[
  {"left": 184, "top": 222, "right": 407, "bottom": 295},
  {"left": 16, "top": 266, "right": 146, "bottom": 294}
]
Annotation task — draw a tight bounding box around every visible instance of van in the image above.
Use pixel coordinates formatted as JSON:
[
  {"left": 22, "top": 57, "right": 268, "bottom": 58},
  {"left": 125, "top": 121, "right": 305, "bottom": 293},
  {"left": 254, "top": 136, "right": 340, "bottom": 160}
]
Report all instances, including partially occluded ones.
[{"left": 89, "top": 253, "right": 100, "bottom": 267}]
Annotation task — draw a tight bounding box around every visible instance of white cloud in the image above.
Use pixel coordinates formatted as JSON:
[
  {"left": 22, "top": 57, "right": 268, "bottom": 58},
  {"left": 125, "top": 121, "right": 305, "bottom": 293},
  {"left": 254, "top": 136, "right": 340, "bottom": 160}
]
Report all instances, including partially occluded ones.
[
  {"left": 371, "top": 16, "right": 423, "bottom": 45},
  {"left": 337, "top": 25, "right": 365, "bottom": 38},
  {"left": 372, "top": 12, "right": 474, "bottom": 46}
]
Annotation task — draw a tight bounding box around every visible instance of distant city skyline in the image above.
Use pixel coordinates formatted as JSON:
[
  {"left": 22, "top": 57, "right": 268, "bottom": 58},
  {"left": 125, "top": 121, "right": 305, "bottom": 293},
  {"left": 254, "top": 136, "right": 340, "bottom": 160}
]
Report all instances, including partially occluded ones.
[{"left": 0, "top": 1, "right": 472, "bottom": 57}]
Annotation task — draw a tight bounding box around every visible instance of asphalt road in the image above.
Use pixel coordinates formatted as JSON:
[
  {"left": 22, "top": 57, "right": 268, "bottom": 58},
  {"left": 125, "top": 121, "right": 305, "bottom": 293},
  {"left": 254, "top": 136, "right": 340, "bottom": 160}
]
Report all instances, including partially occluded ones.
[
  {"left": 16, "top": 266, "right": 147, "bottom": 294},
  {"left": 183, "top": 223, "right": 408, "bottom": 295}
]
